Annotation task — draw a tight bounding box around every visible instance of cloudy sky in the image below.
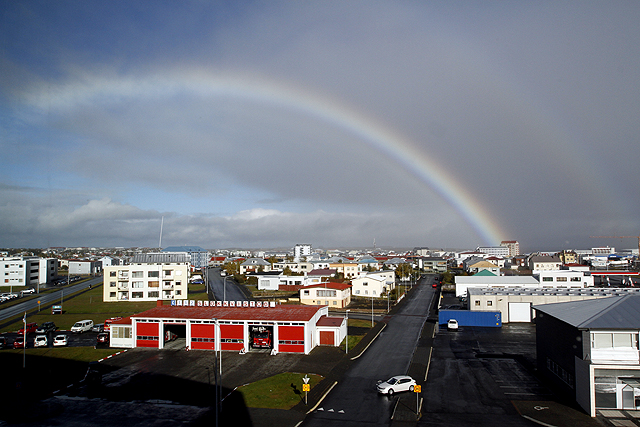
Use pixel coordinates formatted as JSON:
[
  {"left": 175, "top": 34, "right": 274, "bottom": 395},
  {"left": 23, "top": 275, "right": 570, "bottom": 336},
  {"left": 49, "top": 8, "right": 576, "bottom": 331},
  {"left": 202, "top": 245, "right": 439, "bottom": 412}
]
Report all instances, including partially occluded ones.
[{"left": 1, "top": 1, "right": 639, "bottom": 252}]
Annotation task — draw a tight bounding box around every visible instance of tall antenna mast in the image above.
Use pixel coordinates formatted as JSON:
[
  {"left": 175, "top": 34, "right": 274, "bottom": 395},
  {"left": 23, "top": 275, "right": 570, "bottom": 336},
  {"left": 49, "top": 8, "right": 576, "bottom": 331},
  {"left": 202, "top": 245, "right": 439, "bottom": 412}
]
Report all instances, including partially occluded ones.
[{"left": 159, "top": 216, "right": 164, "bottom": 249}]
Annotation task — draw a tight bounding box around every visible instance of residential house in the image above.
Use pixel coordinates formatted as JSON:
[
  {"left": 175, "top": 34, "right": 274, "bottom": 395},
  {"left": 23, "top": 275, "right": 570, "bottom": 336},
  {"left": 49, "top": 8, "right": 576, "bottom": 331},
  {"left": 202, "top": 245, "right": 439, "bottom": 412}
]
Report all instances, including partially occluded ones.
[
  {"left": 240, "top": 258, "right": 272, "bottom": 275},
  {"left": 529, "top": 255, "right": 563, "bottom": 272},
  {"left": 351, "top": 271, "right": 395, "bottom": 297},
  {"left": 299, "top": 282, "right": 352, "bottom": 308}
]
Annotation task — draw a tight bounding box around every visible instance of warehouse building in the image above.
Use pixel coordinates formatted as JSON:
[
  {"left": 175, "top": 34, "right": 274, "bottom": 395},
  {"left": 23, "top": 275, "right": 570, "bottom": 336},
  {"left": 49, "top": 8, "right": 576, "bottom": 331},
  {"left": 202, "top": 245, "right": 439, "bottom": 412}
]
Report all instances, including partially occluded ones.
[
  {"left": 109, "top": 302, "right": 346, "bottom": 354},
  {"left": 468, "top": 287, "right": 640, "bottom": 323}
]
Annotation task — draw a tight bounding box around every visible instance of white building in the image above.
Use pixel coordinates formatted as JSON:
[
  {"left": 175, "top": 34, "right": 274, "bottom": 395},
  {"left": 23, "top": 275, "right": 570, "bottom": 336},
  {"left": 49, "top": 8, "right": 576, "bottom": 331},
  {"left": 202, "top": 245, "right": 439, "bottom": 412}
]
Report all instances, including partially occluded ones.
[
  {"left": 294, "top": 244, "right": 312, "bottom": 261},
  {"left": 351, "top": 271, "right": 395, "bottom": 297},
  {"left": 535, "top": 269, "right": 594, "bottom": 288},
  {"left": 477, "top": 246, "right": 510, "bottom": 258},
  {"left": 1, "top": 256, "right": 39, "bottom": 288},
  {"left": 69, "top": 260, "right": 101, "bottom": 275},
  {"left": 103, "top": 253, "right": 189, "bottom": 302},
  {"left": 528, "top": 255, "right": 562, "bottom": 272},
  {"left": 454, "top": 275, "right": 541, "bottom": 298}
]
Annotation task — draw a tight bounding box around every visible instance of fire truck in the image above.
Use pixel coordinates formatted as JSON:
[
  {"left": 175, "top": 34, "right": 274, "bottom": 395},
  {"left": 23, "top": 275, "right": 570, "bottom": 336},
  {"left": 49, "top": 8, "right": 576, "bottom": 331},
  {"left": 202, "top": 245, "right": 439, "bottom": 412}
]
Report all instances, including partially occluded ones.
[{"left": 252, "top": 326, "right": 272, "bottom": 348}]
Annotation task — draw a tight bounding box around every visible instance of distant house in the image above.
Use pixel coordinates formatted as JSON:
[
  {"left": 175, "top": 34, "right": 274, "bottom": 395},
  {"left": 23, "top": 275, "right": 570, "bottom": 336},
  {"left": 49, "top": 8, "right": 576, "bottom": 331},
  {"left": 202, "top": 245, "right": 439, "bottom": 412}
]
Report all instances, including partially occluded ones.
[
  {"left": 529, "top": 255, "right": 562, "bottom": 272},
  {"left": 467, "top": 260, "right": 500, "bottom": 275},
  {"left": 299, "top": 282, "right": 352, "bottom": 308},
  {"left": 351, "top": 271, "right": 395, "bottom": 297},
  {"left": 329, "top": 259, "right": 359, "bottom": 279},
  {"left": 162, "top": 246, "right": 209, "bottom": 270},
  {"left": 240, "top": 258, "right": 272, "bottom": 275},
  {"left": 534, "top": 295, "right": 640, "bottom": 416}
]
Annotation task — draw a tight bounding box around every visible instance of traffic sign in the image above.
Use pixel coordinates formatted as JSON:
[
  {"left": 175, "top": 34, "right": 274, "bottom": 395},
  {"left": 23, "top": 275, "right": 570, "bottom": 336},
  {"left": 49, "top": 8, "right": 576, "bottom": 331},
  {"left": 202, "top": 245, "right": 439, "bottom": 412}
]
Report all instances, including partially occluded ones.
[
  {"left": 302, "top": 384, "right": 310, "bottom": 392},
  {"left": 414, "top": 385, "right": 421, "bottom": 393},
  {"left": 303, "top": 375, "right": 310, "bottom": 384}
]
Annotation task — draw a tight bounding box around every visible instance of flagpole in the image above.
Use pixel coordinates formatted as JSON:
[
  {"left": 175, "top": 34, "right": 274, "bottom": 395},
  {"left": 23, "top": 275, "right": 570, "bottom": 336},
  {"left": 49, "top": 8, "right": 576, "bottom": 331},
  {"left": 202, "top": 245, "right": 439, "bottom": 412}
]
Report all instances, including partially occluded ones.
[{"left": 23, "top": 311, "right": 26, "bottom": 368}]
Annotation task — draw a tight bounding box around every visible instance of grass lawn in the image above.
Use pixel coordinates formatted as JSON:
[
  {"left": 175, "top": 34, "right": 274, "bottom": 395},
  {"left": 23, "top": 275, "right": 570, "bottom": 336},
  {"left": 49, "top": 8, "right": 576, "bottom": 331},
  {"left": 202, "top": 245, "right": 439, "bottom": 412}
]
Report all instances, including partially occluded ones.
[
  {"left": 2, "top": 346, "right": 119, "bottom": 363},
  {"left": 237, "top": 372, "right": 323, "bottom": 409}
]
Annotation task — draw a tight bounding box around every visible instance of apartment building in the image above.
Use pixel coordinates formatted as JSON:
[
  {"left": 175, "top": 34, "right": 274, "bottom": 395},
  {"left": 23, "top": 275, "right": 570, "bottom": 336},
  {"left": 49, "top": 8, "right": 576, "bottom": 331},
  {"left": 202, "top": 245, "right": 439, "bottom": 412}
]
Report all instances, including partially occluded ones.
[{"left": 103, "top": 253, "right": 189, "bottom": 302}]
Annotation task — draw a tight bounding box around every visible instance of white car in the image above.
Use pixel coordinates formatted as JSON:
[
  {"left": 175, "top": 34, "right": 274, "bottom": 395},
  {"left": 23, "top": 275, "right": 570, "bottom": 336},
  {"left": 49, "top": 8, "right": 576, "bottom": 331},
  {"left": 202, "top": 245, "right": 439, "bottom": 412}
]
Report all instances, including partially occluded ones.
[
  {"left": 53, "top": 334, "right": 68, "bottom": 346},
  {"left": 447, "top": 319, "right": 459, "bottom": 330},
  {"left": 34, "top": 335, "right": 48, "bottom": 347},
  {"left": 376, "top": 375, "right": 416, "bottom": 395},
  {"left": 71, "top": 319, "right": 93, "bottom": 333}
]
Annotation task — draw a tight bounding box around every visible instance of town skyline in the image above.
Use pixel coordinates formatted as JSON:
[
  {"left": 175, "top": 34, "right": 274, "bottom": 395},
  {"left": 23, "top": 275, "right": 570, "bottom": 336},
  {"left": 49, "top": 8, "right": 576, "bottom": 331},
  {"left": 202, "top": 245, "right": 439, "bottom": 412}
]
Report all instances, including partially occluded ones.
[{"left": 1, "top": 2, "right": 639, "bottom": 251}]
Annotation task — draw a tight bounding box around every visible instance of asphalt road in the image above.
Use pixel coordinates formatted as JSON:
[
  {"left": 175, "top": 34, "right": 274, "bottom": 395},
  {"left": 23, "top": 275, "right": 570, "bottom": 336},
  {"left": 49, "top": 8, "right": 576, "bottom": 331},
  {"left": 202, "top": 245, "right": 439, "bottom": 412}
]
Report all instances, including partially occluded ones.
[
  {"left": 302, "top": 279, "right": 435, "bottom": 427},
  {"left": 206, "top": 267, "right": 247, "bottom": 302},
  {"left": 0, "top": 276, "right": 103, "bottom": 323}
]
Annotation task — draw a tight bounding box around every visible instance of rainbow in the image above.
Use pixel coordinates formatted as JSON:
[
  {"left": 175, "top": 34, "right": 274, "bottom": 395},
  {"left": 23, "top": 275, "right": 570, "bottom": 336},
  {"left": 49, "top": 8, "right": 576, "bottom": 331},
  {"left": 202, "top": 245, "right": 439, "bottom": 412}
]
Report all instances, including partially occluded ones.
[{"left": 29, "top": 71, "right": 505, "bottom": 244}]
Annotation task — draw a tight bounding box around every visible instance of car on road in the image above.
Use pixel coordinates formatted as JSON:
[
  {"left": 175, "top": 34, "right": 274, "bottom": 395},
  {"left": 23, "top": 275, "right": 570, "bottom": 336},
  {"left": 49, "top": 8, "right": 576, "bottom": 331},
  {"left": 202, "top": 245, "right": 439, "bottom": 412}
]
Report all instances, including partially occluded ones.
[
  {"left": 34, "top": 335, "right": 48, "bottom": 347},
  {"left": 71, "top": 319, "right": 93, "bottom": 333},
  {"left": 18, "top": 322, "right": 38, "bottom": 334},
  {"left": 92, "top": 323, "right": 104, "bottom": 333},
  {"left": 36, "top": 322, "right": 58, "bottom": 334},
  {"left": 447, "top": 319, "right": 459, "bottom": 330},
  {"left": 376, "top": 375, "right": 416, "bottom": 395},
  {"left": 13, "top": 336, "right": 25, "bottom": 349},
  {"left": 53, "top": 334, "right": 68, "bottom": 346},
  {"left": 20, "top": 288, "right": 35, "bottom": 295}
]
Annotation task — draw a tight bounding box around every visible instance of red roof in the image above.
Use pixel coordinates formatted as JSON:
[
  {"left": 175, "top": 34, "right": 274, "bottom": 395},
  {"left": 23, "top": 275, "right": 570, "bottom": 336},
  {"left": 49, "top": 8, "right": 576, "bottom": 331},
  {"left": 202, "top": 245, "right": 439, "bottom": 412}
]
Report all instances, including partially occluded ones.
[
  {"left": 129, "top": 304, "right": 325, "bottom": 322},
  {"left": 303, "top": 282, "right": 352, "bottom": 290},
  {"left": 316, "top": 315, "right": 344, "bottom": 327}
]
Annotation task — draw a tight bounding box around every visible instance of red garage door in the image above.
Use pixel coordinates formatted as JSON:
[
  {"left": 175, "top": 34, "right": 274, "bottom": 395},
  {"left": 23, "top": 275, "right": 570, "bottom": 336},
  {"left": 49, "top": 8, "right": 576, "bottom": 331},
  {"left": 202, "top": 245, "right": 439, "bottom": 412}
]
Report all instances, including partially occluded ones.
[
  {"left": 191, "top": 323, "right": 215, "bottom": 350},
  {"left": 136, "top": 322, "right": 159, "bottom": 348},
  {"left": 319, "top": 330, "right": 334, "bottom": 345},
  {"left": 220, "top": 324, "right": 244, "bottom": 351},
  {"left": 278, "top": 325, "right": 305, "bottom": 353}
]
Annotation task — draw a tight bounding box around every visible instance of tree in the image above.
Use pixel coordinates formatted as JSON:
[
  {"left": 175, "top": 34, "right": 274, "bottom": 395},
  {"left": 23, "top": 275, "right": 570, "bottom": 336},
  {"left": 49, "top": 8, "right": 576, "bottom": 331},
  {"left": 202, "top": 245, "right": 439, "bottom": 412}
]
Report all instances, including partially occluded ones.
[{"left": 395, "top": 263, "right": 412, "bottom": 280}]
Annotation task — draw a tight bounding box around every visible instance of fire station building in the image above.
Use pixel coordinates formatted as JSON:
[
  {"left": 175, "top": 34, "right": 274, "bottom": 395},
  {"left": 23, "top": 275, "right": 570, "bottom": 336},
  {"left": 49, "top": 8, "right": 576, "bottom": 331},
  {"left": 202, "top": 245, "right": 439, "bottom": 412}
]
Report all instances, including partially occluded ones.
[{"left": 109, "top": 301, "right": 346, "bottom": 354}]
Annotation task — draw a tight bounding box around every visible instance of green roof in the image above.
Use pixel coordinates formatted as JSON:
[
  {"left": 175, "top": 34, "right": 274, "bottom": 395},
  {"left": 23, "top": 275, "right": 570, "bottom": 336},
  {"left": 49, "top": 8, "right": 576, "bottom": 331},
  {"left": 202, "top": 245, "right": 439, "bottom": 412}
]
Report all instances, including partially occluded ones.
[{"left": 474, "top": 269, "right": 497, "bottom": 276}]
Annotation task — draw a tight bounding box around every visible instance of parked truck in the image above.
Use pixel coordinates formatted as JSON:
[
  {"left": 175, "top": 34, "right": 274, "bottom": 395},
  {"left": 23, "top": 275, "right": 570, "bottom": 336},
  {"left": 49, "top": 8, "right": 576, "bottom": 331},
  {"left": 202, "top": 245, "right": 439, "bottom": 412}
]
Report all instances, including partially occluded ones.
[{"left": 252, "top": 326, "right": 272, "bottom": 348}]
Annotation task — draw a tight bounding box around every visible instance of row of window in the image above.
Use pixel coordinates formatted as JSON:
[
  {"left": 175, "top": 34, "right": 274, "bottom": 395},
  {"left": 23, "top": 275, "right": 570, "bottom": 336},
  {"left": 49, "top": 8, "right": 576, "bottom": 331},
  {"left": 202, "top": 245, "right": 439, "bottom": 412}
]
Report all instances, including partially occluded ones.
[
  {"left": 354, "top": 290, "right": 377, "bottom": 295},
  {"left": 113, "top": 327, "right": 132, "bottom": 339},
  {"left": 109, "top": 281, "right": 182, "bottom": 287},
  {"left": 109, "top": 290, "right": 180, "bottom": 299},
  {"left": 541, "top": 276, "right": 582, "bottom": 282},
  {"left": 278, "top": 340, "right": 304, "bottom": 345},
  {"left": 137, "top": 335, "right": 159, "bottom": 341},
  {"left": 592, "top": 333, "right": 639, "bottom": 349},
  {"left": 110, "top": 270, "right": 182, "bottom": 278}
]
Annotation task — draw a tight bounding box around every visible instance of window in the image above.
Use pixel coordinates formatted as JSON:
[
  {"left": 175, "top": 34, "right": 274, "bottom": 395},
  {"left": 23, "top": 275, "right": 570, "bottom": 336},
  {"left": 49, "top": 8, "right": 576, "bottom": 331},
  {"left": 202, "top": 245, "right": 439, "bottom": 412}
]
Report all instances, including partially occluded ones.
[
  {"left": 303, "top": 290, "right": 309, "bottom": 296},
  {"left": 542, "top": 277, "right": 553, "bottom": 282},
  {"left": 355, "top": 290, "right": 360, "bottom": 295},
  {"left": 557, "top": 277, "right": 567, "bottom": 282},
  {"left": 592, "top": 333, "right": 639, "bottom": 349},
  {"left": 113, "top": 327, "right": 131, "bottom": 339},
  {"left": 148, "top": 271, "right": 159, "bottom": 278},
  {"left": 475, "top": 300, "right": 480, "bottom": 306},
  {"left": 163, "top": 270, "right": 173, "bottom": 277},
  {"left": 110, "top": 282, "right": 116, "bottom": 287},
  {"left": 175, "top": 290, "right": 181, "bottom": 295},
  {"left": 317, "top": 290, "right": 336, "bottom": 297},
  {"left": 132, "top": 281, "right": 144, "bottom": 288},
  {"left": 571, "top": 277, "right": 581, "bottom": 282},
  {"left": 487, "top": 301, "right": 493, "bottom": 306},
  {"left": 148, "top": 291, "right": 159, "bottom": 298},
  {"left": 333, "top": 301, "right": 337, "bottom": 305},
  {"left": 109, "top": 292, "right": 116, "bottom": 298},
  {"left": 110, "top": 271, "right": 116, "bottom": 277},
  {"left": 148, "top": 281, "right": 159, "bottom": 288},
  {"left": 132, "top": 271, "right": 143, "bottom": 278},
  {"left": 131, "top": 292, "right": 143, "bottom": 299}
]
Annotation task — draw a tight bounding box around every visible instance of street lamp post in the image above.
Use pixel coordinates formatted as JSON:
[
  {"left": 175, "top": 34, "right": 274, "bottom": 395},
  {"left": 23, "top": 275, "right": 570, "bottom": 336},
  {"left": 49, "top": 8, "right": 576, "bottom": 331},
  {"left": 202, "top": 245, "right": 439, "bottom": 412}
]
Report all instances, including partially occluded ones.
[
  {"left": 345, "top": 309, "right": 350, "bottom": 353},
  {"left": 371, "top": 295, "right": 374, "bottom": 327}
]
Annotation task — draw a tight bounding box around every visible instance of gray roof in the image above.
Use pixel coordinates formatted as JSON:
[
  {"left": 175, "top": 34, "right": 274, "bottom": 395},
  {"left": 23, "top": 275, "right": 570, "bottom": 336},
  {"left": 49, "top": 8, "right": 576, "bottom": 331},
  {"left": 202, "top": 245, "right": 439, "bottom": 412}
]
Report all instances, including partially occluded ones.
[
  {"left": 533, "top": 294, "right": 640, "bottom": 329},
  {"left": 162, "top": 246, "right": 207, "bottom": 253},
  {"left": 131, "top": 253, "right": 189, "bottom": 264}
]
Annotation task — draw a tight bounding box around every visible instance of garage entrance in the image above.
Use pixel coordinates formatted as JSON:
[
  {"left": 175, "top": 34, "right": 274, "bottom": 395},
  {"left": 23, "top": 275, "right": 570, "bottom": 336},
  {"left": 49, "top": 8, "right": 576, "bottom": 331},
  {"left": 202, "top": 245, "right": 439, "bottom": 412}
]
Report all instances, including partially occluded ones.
[
  {"left": 508, "top": 302, "right": 532, "bottom": 322},
  {"left": 319, "top": 330, "right": 335, "bottom": 345},
  {"left": 163, "top": 323, "right": 186, "bottom": 349},
  {"left": 249, "top": 325, "right": 274, "bottom": 351}
]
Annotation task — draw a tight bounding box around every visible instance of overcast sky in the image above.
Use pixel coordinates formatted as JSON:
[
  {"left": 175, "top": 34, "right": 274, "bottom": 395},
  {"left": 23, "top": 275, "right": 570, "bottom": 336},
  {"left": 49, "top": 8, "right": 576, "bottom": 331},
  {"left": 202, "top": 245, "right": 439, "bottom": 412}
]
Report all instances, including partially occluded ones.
[{"left": 1, "top": 1, "right": 639, "bottom": 253}]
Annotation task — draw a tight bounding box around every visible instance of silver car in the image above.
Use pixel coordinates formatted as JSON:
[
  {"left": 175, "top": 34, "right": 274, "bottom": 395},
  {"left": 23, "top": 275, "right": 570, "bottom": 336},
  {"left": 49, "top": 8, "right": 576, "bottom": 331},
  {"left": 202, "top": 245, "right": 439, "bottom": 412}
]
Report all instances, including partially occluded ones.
[{"left": 376, "top": 375, "right": 416, "bottom": 395}]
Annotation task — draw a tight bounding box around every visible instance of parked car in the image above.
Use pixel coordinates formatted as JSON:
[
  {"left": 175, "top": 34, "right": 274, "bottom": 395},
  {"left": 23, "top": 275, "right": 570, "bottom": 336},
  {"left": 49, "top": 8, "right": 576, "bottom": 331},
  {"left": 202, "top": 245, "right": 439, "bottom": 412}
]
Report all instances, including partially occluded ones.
[
  {"left": 20, "top": 288, "right": 35, "bottom": 295},
  {"left": 0, "top": 336, "right": 7, "bottom": 349},
  {"left": 92, "top": 324, "right": 104, "bottom": 333},
  {"left": 447, "top": 319, "right": 459, "bottom": 330},
  {"left": 34, "top": 335, "right": 48, "bottom": 347},
  {"left": 376, "top": 375, "right": 416, "bottom": 395},
  {"left": 53, "top": 334, "right": 68, "bottom": 346},
  {"left": 18, "top": 322, "right": 38, "bottom": 334},
  {"left": 96, "top": 332, "right": 109, "bottom": 344},
  {"left": 71, "top": 320, "right": 93, "bottom": 333},
  {"left": 36, "top": 322, "right": 58, "bottom": 334},
  {"left": 13, "top": 336, "right": 25, "bottom": 349}
]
